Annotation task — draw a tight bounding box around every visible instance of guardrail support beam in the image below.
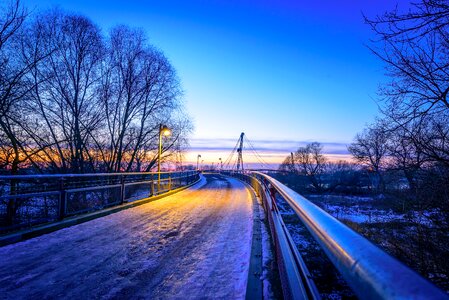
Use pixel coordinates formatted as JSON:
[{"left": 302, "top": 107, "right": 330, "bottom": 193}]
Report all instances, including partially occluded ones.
[
  {"left": 58, "top": 178, "right": 66, "bottom": 220},
  {"left": 120, "top": 175, "right": 125, "bottom": 204}
]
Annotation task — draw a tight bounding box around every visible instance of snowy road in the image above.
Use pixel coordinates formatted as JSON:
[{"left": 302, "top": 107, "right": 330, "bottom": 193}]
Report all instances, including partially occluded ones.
[{"left": 0, "top": 174, "right": 254, "bottom": 299}]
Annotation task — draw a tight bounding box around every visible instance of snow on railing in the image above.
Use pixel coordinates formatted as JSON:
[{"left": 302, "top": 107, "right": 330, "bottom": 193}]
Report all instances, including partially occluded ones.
[
  {"left": 0, "top": 171, "right": 200, "bottom": 234},
  {"left": 225, "top": 171, "right": 448, "bottom": 300}
]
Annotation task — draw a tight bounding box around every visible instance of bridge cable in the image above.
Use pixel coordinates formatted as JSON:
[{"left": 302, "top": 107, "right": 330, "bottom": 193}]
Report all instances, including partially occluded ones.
[
  {"left": 222, "top": 137, "right": 240, "bottom": 170},
  {"left": 244, "top": 135, "right": 270, "bottom": 169}
]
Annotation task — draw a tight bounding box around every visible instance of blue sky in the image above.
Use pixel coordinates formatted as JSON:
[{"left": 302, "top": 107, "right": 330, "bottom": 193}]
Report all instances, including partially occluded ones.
[{"left": 22, "top": 0, "right": 405, "bottom": 166}]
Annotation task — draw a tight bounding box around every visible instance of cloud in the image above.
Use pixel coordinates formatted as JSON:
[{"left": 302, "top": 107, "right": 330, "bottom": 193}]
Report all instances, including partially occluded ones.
[{"left": 188, "top": 138, "right": 350, "bottom": 155}]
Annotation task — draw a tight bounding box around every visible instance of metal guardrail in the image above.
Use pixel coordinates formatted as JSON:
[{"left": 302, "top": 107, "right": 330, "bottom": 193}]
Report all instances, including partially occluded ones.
[
  {"left": 0, "top": 171, "right": 199, "bottom": 234},
  {"left": 225, "top": 171, "right": 448, "bottom": 300},
  {"left": 223, "top": 171, "right": 320, "bottom": 300}
]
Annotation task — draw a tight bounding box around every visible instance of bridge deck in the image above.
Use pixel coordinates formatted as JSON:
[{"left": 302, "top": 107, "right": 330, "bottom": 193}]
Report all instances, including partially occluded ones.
[{"left": 0, "top": 174, "right": 254, "bottom": 299}]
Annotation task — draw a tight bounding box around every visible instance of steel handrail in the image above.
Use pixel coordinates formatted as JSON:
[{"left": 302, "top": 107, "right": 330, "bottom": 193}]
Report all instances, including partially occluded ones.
[
  {"left": 251, "top": 171, "right": 448, "bottom": 299},
  {"left": 0, "top": 176, "right": 181, "bottom": 198},
  {"left": 259, "top": 179, "right": 321, "bottom": 300},
  {"left": 0, "top": 171, "right": 200, "bottom": 233},
  {"left": 0, "top": 170, "right": 195, "bottom": 180},
  {"left": 222, "top": 171, "right": 320, "bottom": 299}
]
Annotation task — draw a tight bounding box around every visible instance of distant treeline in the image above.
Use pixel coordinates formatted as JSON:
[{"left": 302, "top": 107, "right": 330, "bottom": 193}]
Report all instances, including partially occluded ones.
[{"left": 0, "top": 1, "right": 192, "bottom": 175}]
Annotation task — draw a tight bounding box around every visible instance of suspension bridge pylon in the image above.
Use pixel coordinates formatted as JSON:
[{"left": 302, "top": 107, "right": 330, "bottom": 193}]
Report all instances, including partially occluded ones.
[
  {"left": 222, "top": 132, "right": 269, "bottom": 171},
  {"left": 236, "top": 132, "right": 244, "bottom": 172}
]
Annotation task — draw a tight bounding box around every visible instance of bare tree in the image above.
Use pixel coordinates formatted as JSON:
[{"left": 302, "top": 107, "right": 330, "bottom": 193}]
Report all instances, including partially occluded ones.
[
  {"left": 294, "top": 142, "right": 327, "bottom": 192},
  {"left": 96, "top": 25, "right": 187, "bottom": 172},
  {"left": 383, "top": 119, "right": 427, "bottom": 193},
  {"left": 278, "top": 152, "right": 296, "bottom": 173},
  {"left": 365, "top": 0, "right": 449, "bottom": 122},
  {"left": 0, "top": 3, "right": 192, "bottom": 228},
  {"left": 0, "top": 0, "right": 34, "bottom": 226},
  {"left": 0, "top": 0, "right": 26, "bottom": 49},
  {"left": 21, "top": 9, "right": 105, "bottom": 173},
  {"left": 416, "top": 113, "right": 449, "bottom": 167},
  {"left": 0, "top": 0, "right": 30, "bottom": 174},
  {"left": 0, "top": 4, "right": 192, "bottom": 176},
  {"left": 348, "top": 121, "right": 389, "bottom": 192},
  {"left": 355, "top": 3, "right": 449, "bottom": 288}
]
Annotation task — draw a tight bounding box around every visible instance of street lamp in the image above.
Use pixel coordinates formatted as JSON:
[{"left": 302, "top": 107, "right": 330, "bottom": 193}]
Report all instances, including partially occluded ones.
[
  {"left": 219, "top": 158, "right": 222, "bottom": 171},
  {"left": 158, "top": 124, "right": 171, "bottom": 187},
  {"left": 197, "top": 154, "right": 201, "bottom": 171}
]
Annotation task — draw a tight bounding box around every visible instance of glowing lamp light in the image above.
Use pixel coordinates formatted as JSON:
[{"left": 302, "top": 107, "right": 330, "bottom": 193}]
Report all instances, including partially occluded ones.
[{"left": 161, "top": 125, "right": 171, "bottom": 136}]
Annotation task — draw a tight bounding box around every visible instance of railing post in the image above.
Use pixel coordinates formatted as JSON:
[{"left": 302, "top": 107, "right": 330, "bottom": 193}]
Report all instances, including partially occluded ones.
[
  {"left": 6, "top": 176, "right": 17, "bottom": 226},
  {"left": 150, "top": 177, "right": 154, "bottom": 196},
  {"left": 168, "top": 176, "right": 172, "bottom": 191},
  {"left": 58, "top": 177, "right": 66, "bottom": 220},
  {"left": 120, "top": 175, "right": 125, "bottom": 204}
]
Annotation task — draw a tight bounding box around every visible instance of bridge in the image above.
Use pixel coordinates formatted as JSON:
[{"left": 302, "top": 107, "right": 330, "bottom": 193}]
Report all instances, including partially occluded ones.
[
  {"left": 0, "top": 134, "right": 448, "bottom": 299},
  {"left": 0, "top": 174, "right": 255, "bottom": 299}
]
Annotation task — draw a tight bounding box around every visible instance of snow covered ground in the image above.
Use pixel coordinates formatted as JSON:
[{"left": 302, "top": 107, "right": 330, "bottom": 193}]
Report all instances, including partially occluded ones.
[
  {"left": 308, "top": 194, "right": 406, "bottom": 224},
  {"left": 0, "top": 174, "right": 254, "bottom": 299}
]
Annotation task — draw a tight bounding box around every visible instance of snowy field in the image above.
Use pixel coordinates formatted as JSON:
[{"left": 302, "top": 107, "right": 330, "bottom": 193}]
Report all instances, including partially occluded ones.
[
  {"left": 307, "top": 194, "right": 441, "bottom": 227},
  {"left": 0, "top": 174, "right": 254, "bottom": 299}
]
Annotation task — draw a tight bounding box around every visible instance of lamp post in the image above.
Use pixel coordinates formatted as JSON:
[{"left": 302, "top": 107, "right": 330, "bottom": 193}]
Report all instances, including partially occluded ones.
[
  {"left": 197, "top": 154, "right": 201, "bottom": 171},
  {"left": 219, "top": 158, "right": 222, "bottom": 171},
  {"left": 158, "top": 124, "right": 171, "bottom": 187}
]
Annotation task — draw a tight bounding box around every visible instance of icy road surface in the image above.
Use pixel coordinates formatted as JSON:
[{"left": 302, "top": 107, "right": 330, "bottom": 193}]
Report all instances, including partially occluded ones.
[{"left": 0, "top": 174, "right": 254, "bottom": 299}]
